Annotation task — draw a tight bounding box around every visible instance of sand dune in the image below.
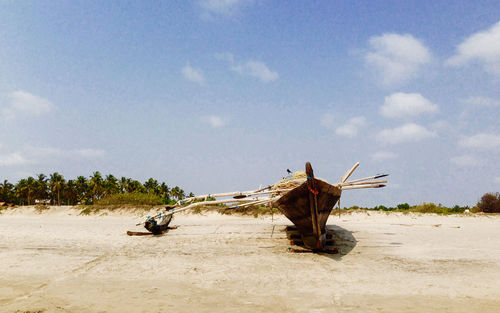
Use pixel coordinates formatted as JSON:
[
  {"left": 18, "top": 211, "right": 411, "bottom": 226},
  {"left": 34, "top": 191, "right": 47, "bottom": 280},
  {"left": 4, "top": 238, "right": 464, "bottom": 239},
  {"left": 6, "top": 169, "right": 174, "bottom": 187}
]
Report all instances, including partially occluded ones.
[{"left": 1, "top": 207, "right": 500, "bottom": 312}]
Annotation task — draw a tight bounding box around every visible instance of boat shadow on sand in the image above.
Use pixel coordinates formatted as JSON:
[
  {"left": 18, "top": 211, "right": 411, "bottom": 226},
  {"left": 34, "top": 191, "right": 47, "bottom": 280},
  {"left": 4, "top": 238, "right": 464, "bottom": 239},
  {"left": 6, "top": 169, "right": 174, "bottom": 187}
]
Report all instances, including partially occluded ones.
[
  {"left": 284, "top": 224, "right": 357, "bottom": 260},
  {"left": 323, "top": 224, "right": 357, "bottom": 260}
]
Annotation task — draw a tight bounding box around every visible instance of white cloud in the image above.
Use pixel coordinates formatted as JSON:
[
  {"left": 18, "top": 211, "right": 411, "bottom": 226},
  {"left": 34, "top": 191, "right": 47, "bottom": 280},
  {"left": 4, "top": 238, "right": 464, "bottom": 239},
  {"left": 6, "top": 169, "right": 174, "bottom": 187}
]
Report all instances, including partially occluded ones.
[
  {"left": 199, "top": 0, "right": 250, "bottom": 17},
  {"left": 365, "top": 33, "right": 431, "bottom": 86},
  {"left": 450, "top": 154, "right": 482, "bottom": 167},
  {"left": 320, "top": 113, "right": 335, "bottom": 130},
  {"left": 381, "top": 92, "right": 438, "bottom": 119},
  {"left": 463, "top": 96, "right": 500, "bottom": 107},
  {"left": 74, "top": 149, "right": 106, "bottom": 158},
  {"left": 447, "top": 21, "right": 500, "bottom": 75},
  {"left": 377, "top": 123, "right": 436, "bottom": 144},
  {"left": 214, "top": 52, "right": 234, "bottom": 63},
  {"left": 201, "top": 115, "right": 226, "bottom": 128},
  {"left": 0, "top": 152, "right": 29, "bottom": 166},
  {"left": 232, "top": 60, "right": 279, "bottom": 83},
  {"left": 25, "top": 146, "right": 106, "bottom": 160},
  {"left": 181, "top": 64, "right": 205, "bottom": 85},
  {"left": 2, "top": 90, "right": 54, "bottom": 119},
  {"left": 0, "top": 145, "right": 105, "bottom": 167},
  {"left": 459, "top": 133, "right": 500, "bottom": 150},
  {"left": 335, "top": 116, "right": 366, "bottom": 137},
  {"left": 372, "top": 151, "right": 398, "bottom": 161},
  {"left": 494, "top": 177, "right": 500, "bottom": 184}
]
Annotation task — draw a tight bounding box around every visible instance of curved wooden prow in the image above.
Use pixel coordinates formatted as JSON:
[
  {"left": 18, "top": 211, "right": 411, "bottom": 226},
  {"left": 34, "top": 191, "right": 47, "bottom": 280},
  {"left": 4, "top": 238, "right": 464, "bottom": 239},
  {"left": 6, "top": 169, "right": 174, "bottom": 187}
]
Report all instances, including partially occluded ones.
[
  {"left": 275, "top": 162, "right": 342, "bottom": 251},
  {"left": 305, "top": 162, "right": 322, "bottom": 250}
]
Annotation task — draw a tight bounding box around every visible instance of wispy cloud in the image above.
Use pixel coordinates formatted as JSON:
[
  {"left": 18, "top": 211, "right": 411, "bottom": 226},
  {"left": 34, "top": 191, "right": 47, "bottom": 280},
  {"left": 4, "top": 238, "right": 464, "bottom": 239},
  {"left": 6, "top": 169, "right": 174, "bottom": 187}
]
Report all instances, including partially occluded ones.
[
  {"left": 0, "top": 152, "right": 29, "bottom": 166},
  {"left": 365, "top": 33, "right": 431, "bottom": 86},
  {"left": 214, "top": 52, "right": 234, "bottom": 63},
  {"left": 0, "top": 146, "right": 106, "bottom": 167},
  {"left": 232, "top": 60, "right": 279, "bottom": 83},
  {"left": 372, "top": 151, "right": 398, "bottom": 161},
  {"left": 26, "top": 146, "right": 106, "bottom": 160},
  {"left": 381, "top": 92, "right": 438, "bottom": 119},
  {"left": 320, "top": 113, "right": 335, "bottom": 130},
  {"left": 446, "top": 21, "right": 500, "bottom": 76},
  {"left": 463, "top": 96, "right": 500, "bottom": 107},
  {"left": 198, "top": 0, "right": 252, "bottom": 18},
  {"left": 181, "top": 64, "right": 205, "bottom": 85},
  {"left": 377, "top": 123, "right": 436, "bottom": 144},
  {"left": 450, "top": 154, "right": 483, "bottom": 167},
  {"left": 1, "top": 90, "right": 54, "bottom": 120},
  {"left": 215, "top": 53, "right": 279, "bottom": 83},
  {"left": 75, "top": 149, "right": 106, "bottom": 158},
  {"left": 459, "top": 133, "right": 500, "bottom": 150},
  {"left": 201, "top": 115, "right": 227, "bottom": 128},
  {"left": 335, "top": 116, "right": 366, "bottom": 137}
]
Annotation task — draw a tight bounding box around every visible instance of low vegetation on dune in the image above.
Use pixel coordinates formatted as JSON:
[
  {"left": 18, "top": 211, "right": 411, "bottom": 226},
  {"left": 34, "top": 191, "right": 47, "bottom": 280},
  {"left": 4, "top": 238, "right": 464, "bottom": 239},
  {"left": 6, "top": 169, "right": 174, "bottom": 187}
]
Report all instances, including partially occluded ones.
[{"left": 345, "top": 203, "right": 473, "bottom": 214}]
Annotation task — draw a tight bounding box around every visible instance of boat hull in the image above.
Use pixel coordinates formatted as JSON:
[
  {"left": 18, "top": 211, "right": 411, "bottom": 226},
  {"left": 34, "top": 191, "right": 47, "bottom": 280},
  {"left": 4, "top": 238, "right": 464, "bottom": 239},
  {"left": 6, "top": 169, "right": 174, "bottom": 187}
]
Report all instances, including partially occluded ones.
[{"left": 276, "top": 178, "right": 341, "bottom": 250}]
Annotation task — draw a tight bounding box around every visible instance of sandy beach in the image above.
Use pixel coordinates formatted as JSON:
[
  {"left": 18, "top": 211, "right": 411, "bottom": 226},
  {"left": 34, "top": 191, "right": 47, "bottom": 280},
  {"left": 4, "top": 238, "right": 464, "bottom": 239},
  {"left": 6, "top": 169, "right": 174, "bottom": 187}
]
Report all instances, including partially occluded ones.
[{"left": 1, "top": 207, "right": 500, "bottom": 312}]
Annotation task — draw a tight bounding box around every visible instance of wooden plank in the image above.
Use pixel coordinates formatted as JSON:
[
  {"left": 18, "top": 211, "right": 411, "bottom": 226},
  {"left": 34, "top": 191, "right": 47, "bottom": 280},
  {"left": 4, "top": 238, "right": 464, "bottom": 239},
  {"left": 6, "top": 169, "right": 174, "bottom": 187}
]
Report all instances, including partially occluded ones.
[{"left": 305, "top": 162, "right": 320, "bottom": 248}]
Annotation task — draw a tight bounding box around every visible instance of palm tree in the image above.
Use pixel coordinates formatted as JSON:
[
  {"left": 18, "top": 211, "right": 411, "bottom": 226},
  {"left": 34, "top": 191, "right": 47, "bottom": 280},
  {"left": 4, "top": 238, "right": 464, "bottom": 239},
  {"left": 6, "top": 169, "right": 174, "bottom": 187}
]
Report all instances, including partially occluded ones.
[
  {"left": 0, "top": 179, "right": 15, "bottom": 203},
  {"left": 144, "top": 178, "right": 159, "bottom": 195},
  {"left": 89, "top": 171, "right": 104, "bottom": 203},
  {"left": 49, "top": 172, "right": 65, "bottom": 205},
  {"left": 104, "top": 174, "right": 119, "bottom": 196},
  {"left": 119, "top": 177, "right": 128, "bottom": 193},
  {"left": 15, "top": 179, "right": 28, "bottom": 205},
  {"left": 25, "top": 176, "right": 36, "bottom": 205},
  {"left": 35, "top": 174, "right": 48, "bottom": 202},
  {"left": 128, "top": 180, "right": 145, "bottom": 193},
  {"left": 159, "top": 182, "right": 170, "bottom": 201},
  {"left": 64, "top": 180, "right": 78, "bottom": 205},
  {"left": 75, "top": 176, "right": 89, "bottom": 204},
  {"left": 170, "top": 186, "right": 185, "bottom": 201}
]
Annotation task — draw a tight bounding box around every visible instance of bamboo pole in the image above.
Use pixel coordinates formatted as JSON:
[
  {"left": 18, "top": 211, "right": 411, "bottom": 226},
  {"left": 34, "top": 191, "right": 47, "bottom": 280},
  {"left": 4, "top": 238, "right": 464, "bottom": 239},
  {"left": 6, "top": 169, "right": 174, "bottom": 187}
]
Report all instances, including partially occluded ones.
[
  {"left": 342, "top": 173, "right": 388, "bottom": 185},
  {"left": 180, "top": 188, "right": 292, "bottom": 204},
  {"left": 340, "top": 162, "right": 360, "bottom": 183},
  {"left": 341, "top": 184, "right": 386, "bottom": 190},
  {"left": 225, "top": 196, "right": 281, "bottom": 210},
  {"left": 340, "top": 179, "right": 387, "bottom": 186}
]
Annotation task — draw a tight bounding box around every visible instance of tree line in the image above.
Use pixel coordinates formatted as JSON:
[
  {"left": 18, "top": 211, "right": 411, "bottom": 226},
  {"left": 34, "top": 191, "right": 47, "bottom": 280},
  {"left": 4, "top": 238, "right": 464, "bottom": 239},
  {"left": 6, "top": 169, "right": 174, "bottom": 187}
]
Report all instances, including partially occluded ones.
[{"left": 0, "top": 172, "right": 190, "bottom": 205}]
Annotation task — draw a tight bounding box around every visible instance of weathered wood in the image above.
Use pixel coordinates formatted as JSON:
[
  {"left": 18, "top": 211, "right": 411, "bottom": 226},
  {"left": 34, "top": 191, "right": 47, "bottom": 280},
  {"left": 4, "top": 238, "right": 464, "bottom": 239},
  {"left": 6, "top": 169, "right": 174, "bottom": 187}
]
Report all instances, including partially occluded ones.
[
  {"left": 180, "top": 188, "right": 291, "bottom": 204},
  {"left": 306, "top": 162, "right": 321, "bottom": 249},
  {"left": 340, "top": 162, "right": 359, "bottom": 183},
  {"left": 276, "top": 163, "right": 342, "bottom": 250},
  {"left": 341, "top": 184, "right": 386, "bottom": 190},
  {"left": 340, "top": 180, "right": 387, "bottom": 186},
  {"left": 341, "top": 173, "right": 389, "bottom": 185}
]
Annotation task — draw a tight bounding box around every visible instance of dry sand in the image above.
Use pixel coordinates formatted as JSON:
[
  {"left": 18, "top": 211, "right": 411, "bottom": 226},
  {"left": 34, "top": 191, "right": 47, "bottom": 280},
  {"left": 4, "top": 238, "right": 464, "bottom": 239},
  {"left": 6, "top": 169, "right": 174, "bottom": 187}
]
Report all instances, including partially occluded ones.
[{"left": 1, "top": 207, "right": 500, "bottom": 312}]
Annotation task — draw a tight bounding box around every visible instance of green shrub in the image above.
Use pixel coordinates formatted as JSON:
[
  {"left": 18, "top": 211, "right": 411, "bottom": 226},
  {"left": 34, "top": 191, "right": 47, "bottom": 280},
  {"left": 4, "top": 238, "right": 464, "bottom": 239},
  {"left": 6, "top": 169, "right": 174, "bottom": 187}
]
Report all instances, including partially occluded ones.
[
  {"left": 79, "top": 207, "right": 98, "bottom": 215},
  {"left": 95, "top": 193, "right": 163, "bottom": 206},
  {"left": 411, "top": 203, "right": 444, "bottom": 214},
  {"left": 449, "top": 205, "right": 467, "bottom": 213},
  {"left": 397, "top": 203, "right": 410, "bottom": 210},
  {"left": 477, "top": 193, "right": 500, "bottom": 213}
]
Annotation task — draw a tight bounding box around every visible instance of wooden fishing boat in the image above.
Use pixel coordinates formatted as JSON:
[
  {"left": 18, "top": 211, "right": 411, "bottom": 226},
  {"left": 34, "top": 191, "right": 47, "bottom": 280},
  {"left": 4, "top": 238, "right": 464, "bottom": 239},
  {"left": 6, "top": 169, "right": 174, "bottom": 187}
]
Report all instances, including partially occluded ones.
[
  {"left": 275, "top": 162, "right": 342, "bottom": 250},
  {"left": 132, "top": 161, "right": 387, "bottom": 251}
]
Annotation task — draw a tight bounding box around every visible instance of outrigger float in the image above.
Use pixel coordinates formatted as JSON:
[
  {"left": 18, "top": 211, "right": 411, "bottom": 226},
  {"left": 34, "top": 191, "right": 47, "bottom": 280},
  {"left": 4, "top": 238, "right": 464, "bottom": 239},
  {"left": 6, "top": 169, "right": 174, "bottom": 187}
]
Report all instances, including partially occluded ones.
[{"left": 130, "top": 162, "right": 388, "bottom": 252}]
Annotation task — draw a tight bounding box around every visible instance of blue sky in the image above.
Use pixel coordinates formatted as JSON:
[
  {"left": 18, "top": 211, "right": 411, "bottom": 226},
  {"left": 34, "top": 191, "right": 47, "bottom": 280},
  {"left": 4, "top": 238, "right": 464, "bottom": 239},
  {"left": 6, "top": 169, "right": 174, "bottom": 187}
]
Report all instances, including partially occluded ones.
[{"left": 1, "top": 1, "right": 499, "bottom": 207}]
